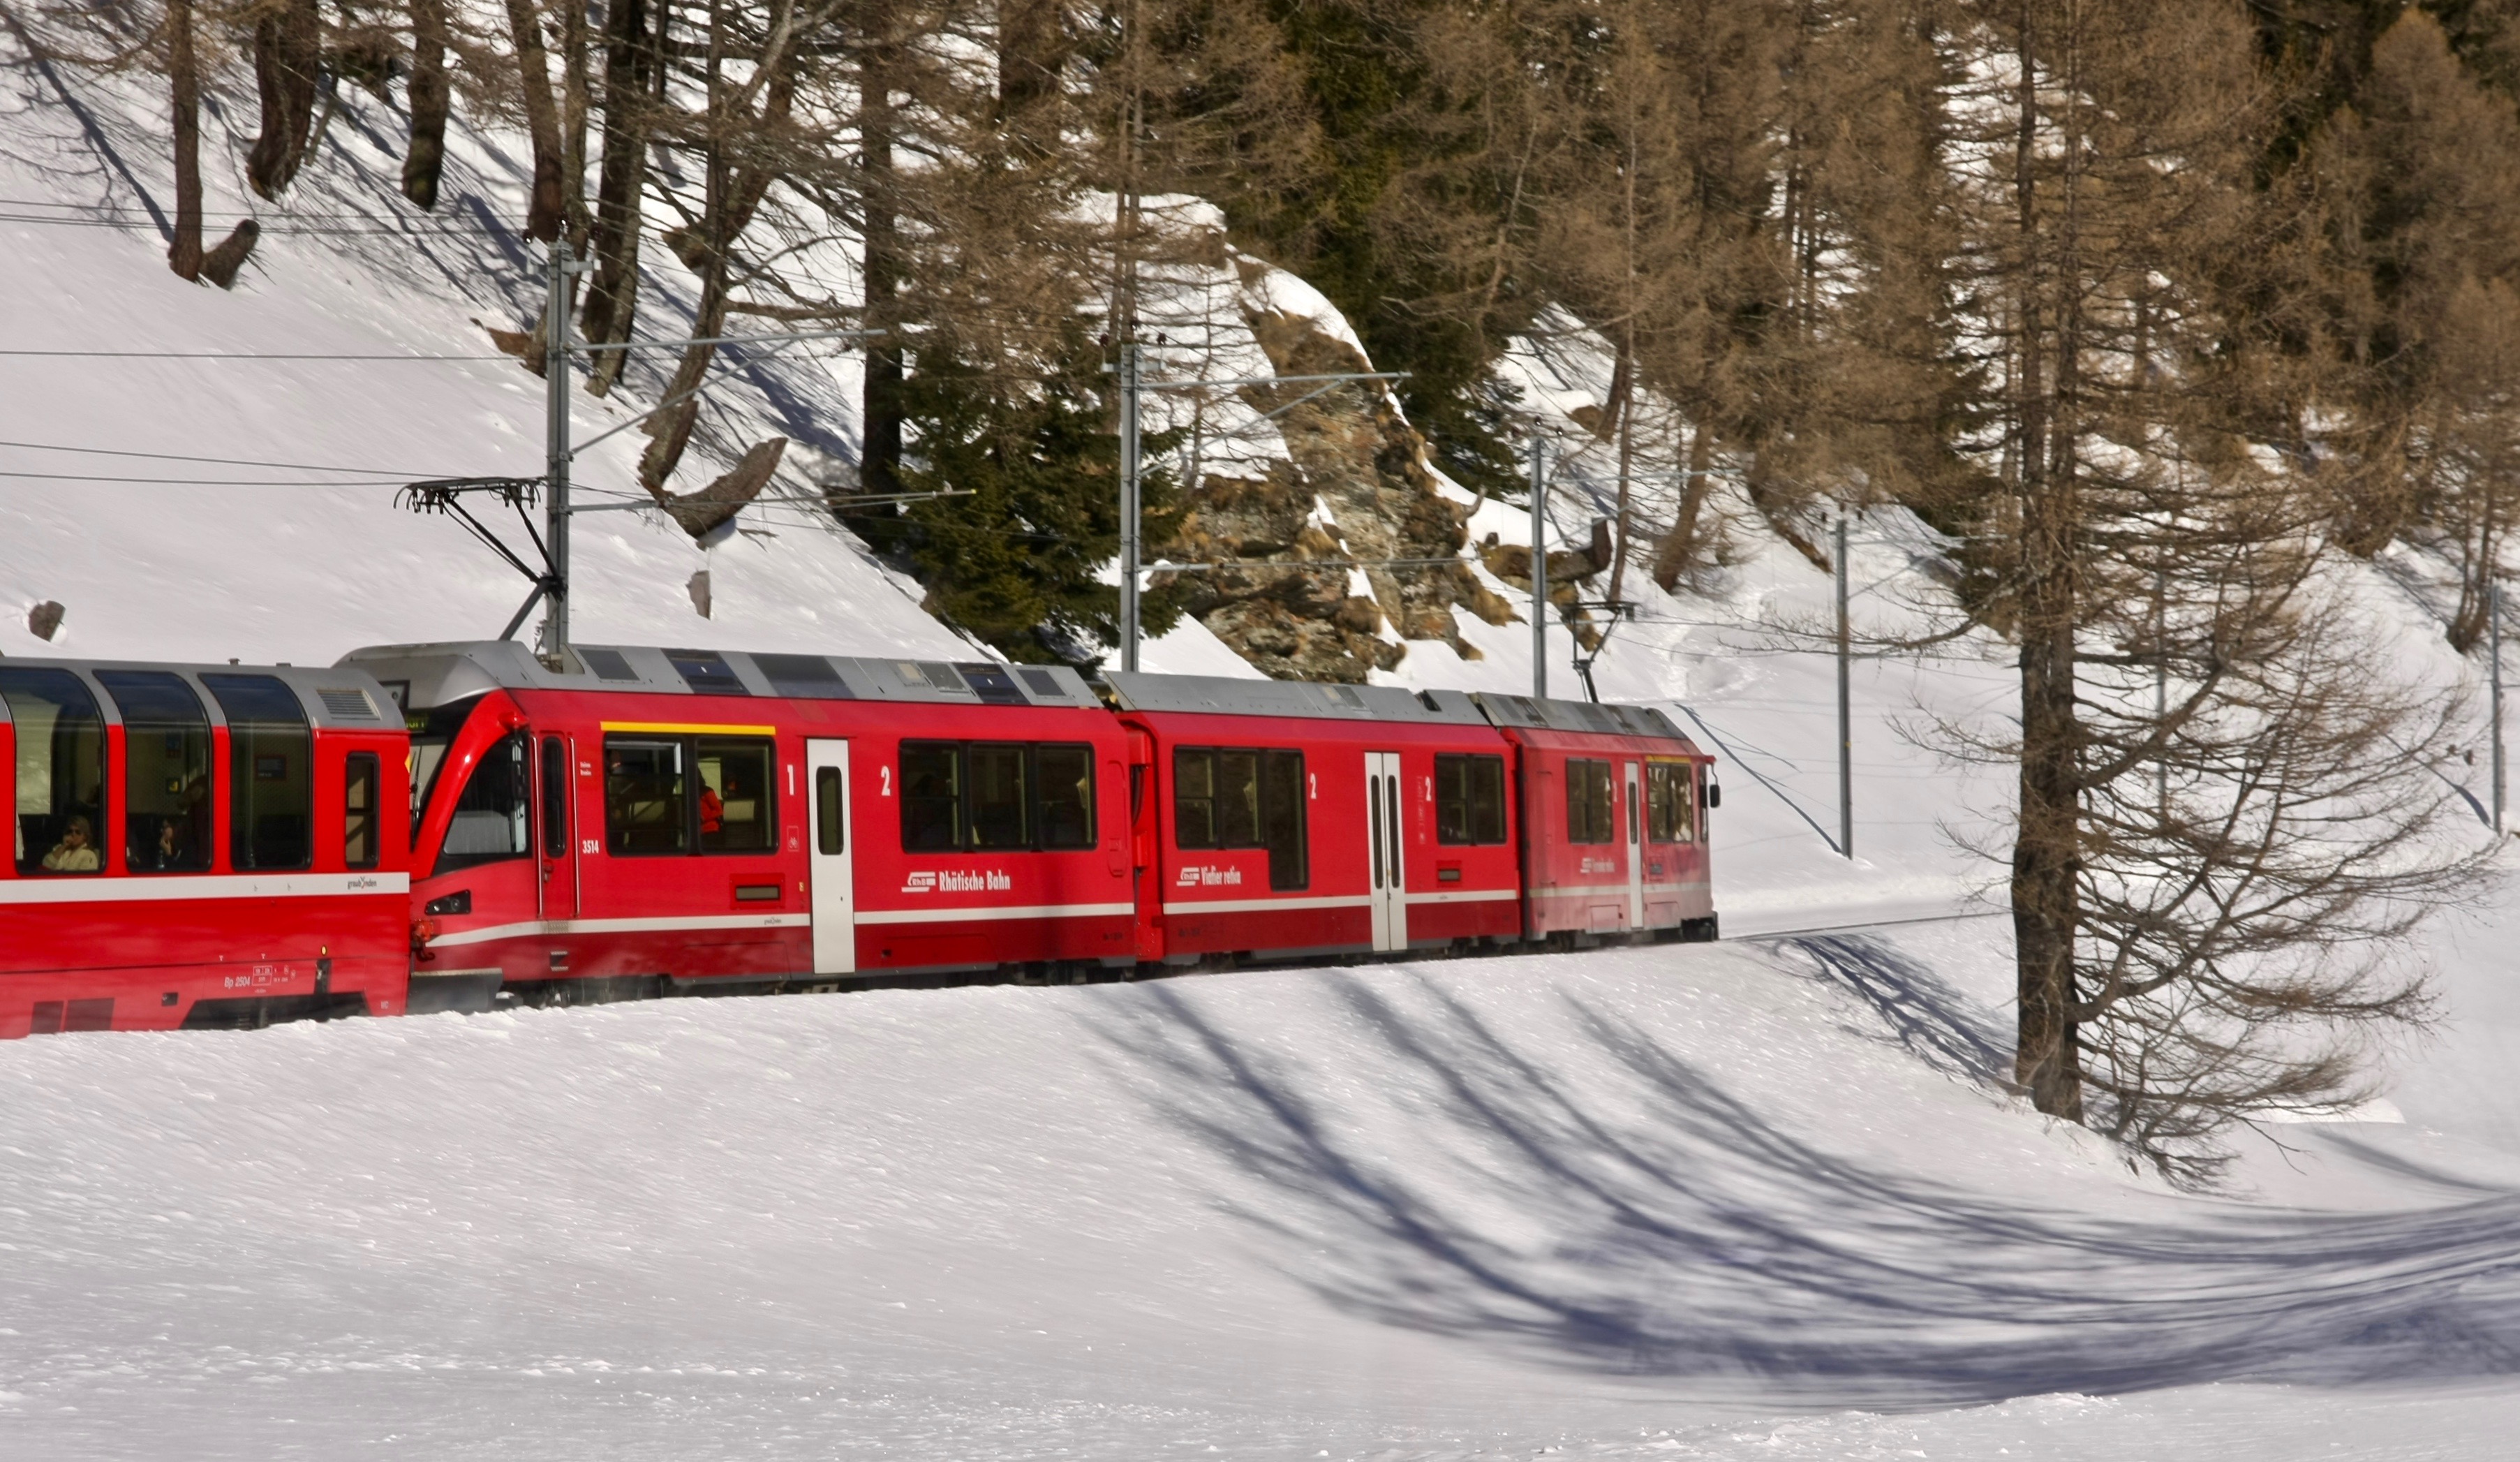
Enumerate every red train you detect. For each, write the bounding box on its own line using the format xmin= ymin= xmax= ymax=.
xmin=1 ymin=640 xmax=1717 ymax=1036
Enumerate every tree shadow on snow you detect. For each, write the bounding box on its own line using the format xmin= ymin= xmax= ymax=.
xmin=1774 ymin=934 xmax=2012 ymax=1085
xmin=1090 ymin=971 xmax=2520 ymax=1408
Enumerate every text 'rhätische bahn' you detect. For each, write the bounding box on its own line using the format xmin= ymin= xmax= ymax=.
xmin=0 ymin=642 xmax=1718 ymax=1036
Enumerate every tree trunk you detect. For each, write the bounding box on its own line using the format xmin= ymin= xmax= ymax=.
xmin=861 ymin=2 xmax=904 ymax=501
xmin=639 ymin=18 xmax=797 ymax=493
xmin=560 ymin=0 xmax=594 ymax=251
xmin=2010 ymin=5 xmax=2084 ymax=1121
xmin=167 ymin=0 xmax=203 ymax=280
xmin=503 ymin=0 xmax=568 ymax=242
xmin=583 ymin=0 xmax=653 ymax=394
xmin=246 ymin=0 xmax=321 ymax=200
xmin=1652 ymin=421 xmax=1716 ymax=591
xmin=404 ymin=0 xmax=452 ymax=208
xmin=998 ymin=0 xmax=1063 ymax=119
xmin=1606 ymin=339 xmax=1637 ymax=606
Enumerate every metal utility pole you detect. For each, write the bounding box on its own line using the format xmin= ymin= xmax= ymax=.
xmin=1835 ymin=510 xmax=1853 ymax=860
xmin=2494 ymin=580 xmax=2505 ymax=836
xmin=1530 ymin=431 xmax=1548 ymax=700
xmin=542 ymin=240 xmax=578 ymax=665
xmin=1118 ymin=339 xmax=1143 ymax=674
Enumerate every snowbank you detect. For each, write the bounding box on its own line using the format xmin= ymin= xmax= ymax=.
xmin=6 ymin=929 xmax=2519 ymax=1458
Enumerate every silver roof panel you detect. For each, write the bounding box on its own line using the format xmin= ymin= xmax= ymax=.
xmin=0 ymin=656 xmax=399 ymax=731
xmin=337 ymin=641 xmax=1098 ymax=711
xmin=1101 ymin=672 xmax=1490 ymax=727
xmin=1469 ymin=692 xmax=1693 ymax=744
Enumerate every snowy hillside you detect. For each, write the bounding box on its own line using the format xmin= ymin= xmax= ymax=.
xmin=0 ymin=43 xmax=975 ymax=665
xmin=9 ymin=29 xmax=2520 ymax=1462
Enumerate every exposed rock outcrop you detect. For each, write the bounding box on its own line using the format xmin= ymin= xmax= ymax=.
xmin=1152 ymin=263 xmax=1518 ymax=682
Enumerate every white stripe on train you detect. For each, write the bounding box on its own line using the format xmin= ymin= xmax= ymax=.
xmin=0 ymin=872 xmax=410 ymax=904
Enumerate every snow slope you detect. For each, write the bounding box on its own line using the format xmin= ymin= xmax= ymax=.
xmin=0 ymin=40 xmax=970 ymax=666
xmin=6 ymin=926 xmax=2520 ymax=1459
xmin=8 ymin=34 xmax=2520 ymax=1461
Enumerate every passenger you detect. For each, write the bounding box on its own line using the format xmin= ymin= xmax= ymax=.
xmin=147 ymin=816 xmax=191 ymax=870
xmin=699 ymin=782 xmax=724 ymax=836
xmin=41 ymin=815 xmax=99 ymax=873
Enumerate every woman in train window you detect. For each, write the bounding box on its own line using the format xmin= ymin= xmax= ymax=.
xmin=41 ymin=814 xmax=99 ymax=872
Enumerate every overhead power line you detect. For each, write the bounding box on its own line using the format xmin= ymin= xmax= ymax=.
xmin=0 ymin=348 xmax=509 ymax=360
xmin=0 ymin=438 xmax=450 ymax=475
xmin=0 ymin=469 xmax=450 ymax=487
xmin=0 ymin=213 xmax=504 ymax=235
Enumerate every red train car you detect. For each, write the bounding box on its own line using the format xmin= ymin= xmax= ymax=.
xmin=0 ymin=657 xmax=412 ymax=1037
xmin=1103 ymin=673 xmax=1527 ymax=964
xmin=1471 ymin=693 xmax=1717 ymax=943
xmin=5 ymin=633 xmax=1721 ymax=1036
xmin=340 ymin=640 xmax=1132 ymax=1007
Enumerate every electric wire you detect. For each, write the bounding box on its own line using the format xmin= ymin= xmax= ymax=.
xmin=0 ymin=348 xmax=510 ymax=360
xmin=0 ymin=469 xmax=473 ymax=486
xmin=0 ymin=438 xmax=455 ymax=476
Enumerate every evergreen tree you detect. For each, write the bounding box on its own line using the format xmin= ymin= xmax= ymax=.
xmin=850 ymin=332 xmax=1188 ymax=663
xmin=1229 ymin=0 xmax=1547 ymax=499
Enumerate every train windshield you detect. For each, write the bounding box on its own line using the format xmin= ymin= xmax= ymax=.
xmin=405 ymin=695 xmax=487 ymax=842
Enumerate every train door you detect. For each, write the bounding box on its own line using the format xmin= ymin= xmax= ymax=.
xmin=1622 ymin=759 xmax=1645 ymax=929
xmin=537 ymin=733 xmax=579 ymax=923
xmin=1365 ymin=751 xmax=1407 ymax=951
xmin=806 ymin=738 xmax=856 ymax=975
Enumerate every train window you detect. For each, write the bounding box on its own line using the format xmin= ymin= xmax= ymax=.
xmin=697 ymin=737 xmax=776 ymax=852
xmin=540 ymin=737 xmax=569 ymax=855
xmin=1566 ymin=758 xmax=1615 ymax=844
xmin=898 ymin=742 xmax=1096 ymax=852
xmin=968 ymin=744 xmax=1030 ymax=849
xmin=815 ymin=767 xmax=845 ymax=855
xmin=1173 ymin=750 xmax=1217 ymax=848
xmin=1 ymin=667 xmax=107 ymax=876
xmin=1435 ymin=753 xmax=1507 ymax=846
xmin=1217 ymin=751 xmax=1261 ymax=847
xmin=900 ymin=742 xmax=963 ymax=851
xmin=202 ymin=673 xmax=313 ymax=871
xmin=605 ymin=739 xmax=689 ymax=855
xmin=1646 ymin=761 xmax=1693 ymax=843
xmin=98 ymin=670 xmax=213 ymax=873
xmin=343 ymin=753 xmax=382 ymax=870
xmin=405 ymin=696 xmax=481 ymax=844
xmin=1037 ymin=744 xmax=1095 ymax=849
xmin=1172 ymin=746 xmax=1306 ymax=888
xmin=438 ymin=732 xmax=531 ymax=873
xmin=1261 ymin=749 xmax=1307 ymax=891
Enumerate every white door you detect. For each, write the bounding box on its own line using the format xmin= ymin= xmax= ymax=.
xmin=1365 ymin=751 xmax=1407 ymax=952
xmin=806 ymin=739 xmax=856 ymax=975
xmin=1622 ymin=760 xmax=1646 ymax=930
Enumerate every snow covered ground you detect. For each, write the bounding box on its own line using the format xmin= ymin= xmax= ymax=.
xmin=8 ymin=909 xmax=2520 ymax=1459
xmin=8 ymin=39 xmax=2520 ymax=1460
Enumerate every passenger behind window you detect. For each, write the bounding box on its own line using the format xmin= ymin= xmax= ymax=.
xmin=697 ymin=738 xmax=774 ymax=852
xmin=41 ymin=814 xmax=99 ymax=872
xmin=140 ymin=815 xmax=190 ymax=870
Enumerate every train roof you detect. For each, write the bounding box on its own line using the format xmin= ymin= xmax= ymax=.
xmin=0 ymin=655 xmax=399 ymax=731
xmin=336 ymin=640 xmax=1100 ymax=712
xmin=1099 ymin=671 xmax=1697 ymax=748
xmin=1099 ymin=672 xmax=1489 ymax=726
xmin=1468 ymin=692 xmax=1694 ymax=744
